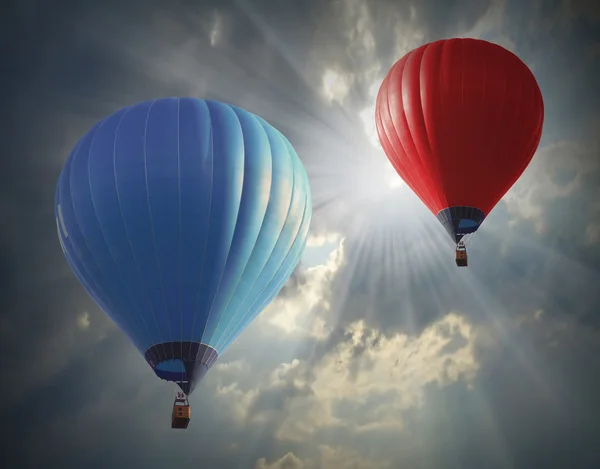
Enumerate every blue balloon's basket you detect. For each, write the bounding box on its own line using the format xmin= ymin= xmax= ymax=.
xmin=171 ymin=393 xmax=191 ymax=429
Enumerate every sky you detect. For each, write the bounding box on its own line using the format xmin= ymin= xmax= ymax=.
xmin=1 ymin=0 xmax=600 ymax=468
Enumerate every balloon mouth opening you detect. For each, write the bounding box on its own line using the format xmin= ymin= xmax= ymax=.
xmin=458 ymin=219 xmax=479 ymax=230
xmin=436 ymin=206 xmax=486 ymax=243
xmin=144 ymin=341 xmax=219 ymax=394
xmin=157 ymin=359 xmax=187 ymax=373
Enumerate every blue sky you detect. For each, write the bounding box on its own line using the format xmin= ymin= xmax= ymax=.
xmin=1 ymin=1 xmax=599 ymax=468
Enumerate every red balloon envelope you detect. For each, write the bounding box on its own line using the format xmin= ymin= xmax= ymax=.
xmin=375 ymin=38 xmax=544 ymax=250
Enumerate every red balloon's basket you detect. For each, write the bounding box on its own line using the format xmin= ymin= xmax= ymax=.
xmin=455 ymin=245 xmax=468 ymax=267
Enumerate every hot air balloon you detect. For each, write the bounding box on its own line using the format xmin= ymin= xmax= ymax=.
xmin=375 ymin=38 xmax=544 ymax=266
xmin=55 ymin=98 xmax=312 ymax=428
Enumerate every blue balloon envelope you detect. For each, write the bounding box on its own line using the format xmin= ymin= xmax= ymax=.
xmin=55 ymin=98 xmax=312 ymax=394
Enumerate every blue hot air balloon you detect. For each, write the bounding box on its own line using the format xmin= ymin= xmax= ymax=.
xmin=55 ymin=98 xmax=312 ymax=428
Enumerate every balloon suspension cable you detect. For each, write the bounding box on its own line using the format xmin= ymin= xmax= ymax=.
xmin=457 ymin=231 xmax=474 ymax=247
xmin=175 ymin=390 xmax=189 ymax=405
xmin=180 ymin=351 xmax=184 ymax=397
xmin=173 ymin=381 xmax=188 ymax=399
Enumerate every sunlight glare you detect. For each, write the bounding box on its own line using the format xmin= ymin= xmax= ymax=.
xmin=357 ymin=79 xmax=406 ymax=193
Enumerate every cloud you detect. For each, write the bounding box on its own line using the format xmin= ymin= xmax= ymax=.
xmin=262 ymin=238 xmax=345 ymax=338
xmin=312 ymin=312 xmax=478 ymax=405
xmin=306 ymin=232 xmax=341 ymax=248
xmin=288 ymin=313 xmax=477 ymax=436
xmin=554 ymin=0 xmax=600 ymax=28
xmin=255 ymin=445 xmax=391 ymax=469
xmin=460 ymin=0 xmax=515 ymax=51
xmin=256 ymin=452 xmax=304 ymax=469
xmin=220 ymin=304 xmax=600 ymax=469
xmin=321 ymin=68 xmax=353 ymax=105
xmin=77 ymin=311 xmax=91 ymax=330
xmin=503 ymin=140 xmax=600 ymax=236
xmin=2 ymin=1 xmax=600 ymax=469
xmin=225 ymin=311 xmax=479 ymax=447
xmin=585 ymin=220 xmax=600 ymax=244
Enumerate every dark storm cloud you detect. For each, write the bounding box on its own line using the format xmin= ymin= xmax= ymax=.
xmin=504 ymin=0 xmax=600 ymax=138
xmin=0 ymin=334 xmax=258 ymax=469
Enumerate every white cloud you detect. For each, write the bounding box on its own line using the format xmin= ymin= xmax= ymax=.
xmin=255 ymin=452 xmax=304 ymax=469
xmin=214 ymin=359 xmax=247 ymax=373
xmin=255 ymin=445 xmax=391 ymax=469
xmin=215 ymin=381 xmax=260 ymax=423
xmin=262 ymin=238 xmax=346 ymax=338
xmin=310 ymin=312 xmax=479 ymax=411
xmin=77 ymin=311 xmax=90 ymax=330
xmin=306 ymin=232 xmax=342 ymax=248
xmin=317 ymin=445 xmax=391 ymax=469
xmin=244 ymin=312 xmax=480 ymax=443
xmin=321 ymin=68 xmax=353 ymax=105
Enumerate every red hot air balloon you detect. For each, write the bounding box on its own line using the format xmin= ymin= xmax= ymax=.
xmin=375 ymin=38 xmax=544 ymax=266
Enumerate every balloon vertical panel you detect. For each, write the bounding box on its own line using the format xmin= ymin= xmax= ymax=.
xmin=205 ymin=117 xmax=309 ymax=350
